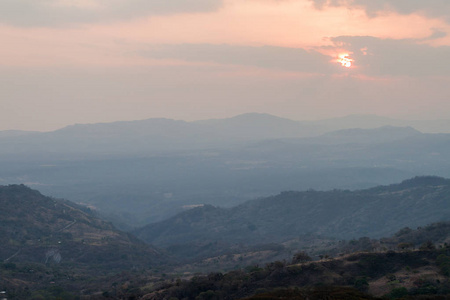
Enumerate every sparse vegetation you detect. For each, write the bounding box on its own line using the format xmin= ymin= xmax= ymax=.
xmin=1 ymin=183 xmax=449 ymax=299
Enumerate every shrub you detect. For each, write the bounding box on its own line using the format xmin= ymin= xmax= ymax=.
xmin=389 ymin=287 xmax=408 ymax=299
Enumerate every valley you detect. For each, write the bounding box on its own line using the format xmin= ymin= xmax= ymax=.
xmin=4 ymin=1 xmax=450 ymax=298
xmin=1 ymin=114 xmax=450 ymax=229
xmin=0 ymin=180 xmax=449 ymax=299
xmin=1 ymin=114 xmax=450 ymax=299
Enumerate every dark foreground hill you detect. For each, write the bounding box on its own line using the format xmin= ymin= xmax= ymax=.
xmin=146 ymin=247 xmax=450 ymax=300
xmin=135 ymin=176 xmax=450 ymax=249
xmin=0 ymin=184 xmax=166 ymax=298
xmin=162 ymin=222 xmax=450 ymax=275
xmin=142 ymin=224 xmax=450 ymax=299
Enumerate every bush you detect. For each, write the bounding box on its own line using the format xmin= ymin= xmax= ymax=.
xmin=436 ymin=254 xmax=450 ymax=276
xmin=1 ymin=262 xmax=16 ymax=270
xmin=196 ymin=290 xmax=222 ymax=300
xmin=292 ymin=252 xmax=312 ymax=264
xmin=353 ymin=277 xmax=369 ymax=292
xmin=389 ymin=287 xmax=408 ymax=299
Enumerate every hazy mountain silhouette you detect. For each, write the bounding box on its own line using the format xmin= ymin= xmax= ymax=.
xmin=1 ymin=113 xmax=450 ymax=159
xmin=316 ymin=126 xmax=422 ymax=144
xmin=0 ymin=130 xmax=38 ymax=138
xmin=1 ymin=114 xmax=450 ymax=228
xmin=194 ymin=112 xmax=324 ymax=139
xmin=310 ymin=114 xmax=450 ymax=133
xmin=0 ymin=113 xmax=321 ymax=158
xmin=1 ymin=115 xmax=436 ymax=167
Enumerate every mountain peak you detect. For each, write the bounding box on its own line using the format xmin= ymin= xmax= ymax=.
xmin=195 ymin=113 xmax=296 ymax=125
xmin=229 ymin=112 xmax=293 ymax=122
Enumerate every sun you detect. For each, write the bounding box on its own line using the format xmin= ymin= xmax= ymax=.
xmin=339 ymin=54 xmax=353 ymax=68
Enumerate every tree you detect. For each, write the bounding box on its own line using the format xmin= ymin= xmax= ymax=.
xmin=292 ymin=252 xmax=312 ymax=264
xmin=419 ymin=241 xmax=435 ymax=250
xmin=397 ymin=243 xmax=413 ymax=251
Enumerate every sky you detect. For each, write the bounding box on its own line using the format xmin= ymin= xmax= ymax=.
xmin=1 ymin=0 xmax=450 ymax=131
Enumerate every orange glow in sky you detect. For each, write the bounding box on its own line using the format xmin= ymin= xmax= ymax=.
xmin=1 ymin=0 xmax=450 ymax=131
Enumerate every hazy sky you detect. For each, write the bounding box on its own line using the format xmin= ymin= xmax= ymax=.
xmin=1 ymin=0 xmax=450 ymax=131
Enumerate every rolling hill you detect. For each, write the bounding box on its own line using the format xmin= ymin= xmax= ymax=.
xmin=135 ymin=176 xmax=450 ymax=248
xmin=0 ymin=184 xmax=165 ymax=268
xmin=0 ymin=184 xmax=174 ymax=298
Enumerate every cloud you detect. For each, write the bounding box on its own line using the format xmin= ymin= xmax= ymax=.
xmin=330 ymin=35 xmax=450 ymax=77
xmin=2 ymin=62 xmax=450 ymax=131
xmin=142 ymin=40 xmax=450 ymax=78
xmin=143 ymin=44 xmax=340 ymax=74
xmin=0 ymin=0 xmax=223 ymax=27
xmin=311 ymin=0 xmax=450 ymax=21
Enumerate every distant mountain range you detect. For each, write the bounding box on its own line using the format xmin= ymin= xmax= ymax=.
xmin=0 ymin=113 xmax=321 ymax=158
xmin=306 ymin=114 xmax=450 ymax=133
xmin=316 ymin=125 xmax=422 ymax=144
xmin=0 ymin=130 xmax=38 ymax=138
xmin=134 ymin=176 xmax=450 ymax=248
xmin=1 ymin=113 xmax=450 ymax=158
xmin=1 ymin=113 xmax=450 ymax=229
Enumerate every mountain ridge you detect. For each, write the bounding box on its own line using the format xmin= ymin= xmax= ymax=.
xmin=3 ymin=112 xmax=450 ymax=136
xmin=0 ymin=184 xmax=165 ymax=268
xmin=134 ymin=176 xmax=450 ymax=247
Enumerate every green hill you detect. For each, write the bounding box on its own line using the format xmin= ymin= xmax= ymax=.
xmin=0 ymin=184 xmax=166 ymax=298
xmin=135 ymin=176 xmax=450 ymax=250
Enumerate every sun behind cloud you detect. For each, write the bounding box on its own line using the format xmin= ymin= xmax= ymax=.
xmin=339 ymin=53 xmax=353 ymax=68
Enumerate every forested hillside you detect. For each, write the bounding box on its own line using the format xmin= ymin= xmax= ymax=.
xmin=0 ymin=184 xmax=166 ymax=298
xmin=147 ymin=247 xmax=450 ymax=300
xmin=1 ymin=183 xmax=449 ymax=299
xmin=135 ymin=177 xmax=450 ymax=248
